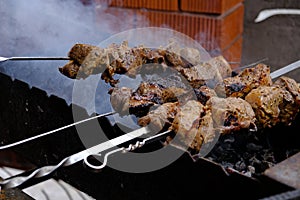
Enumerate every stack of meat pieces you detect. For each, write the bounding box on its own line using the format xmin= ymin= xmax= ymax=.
xmin=59 ymin=41 xmax=300 ymax=154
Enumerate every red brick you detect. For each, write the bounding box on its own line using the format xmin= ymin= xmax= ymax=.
xmin=180 ymin=0 xmax=244 ymax=14
xmin=145 ymin=0 xmax=178 ymax=11
xmin=93 ymin=2 xmax=244 ymax=63
xmin=94 ymin=0 xmax=179 ymax=11
xmin=136 ymin=3 xmax=244 ymax=51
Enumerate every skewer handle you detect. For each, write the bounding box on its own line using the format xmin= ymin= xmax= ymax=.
xmin=0 ymin=56 xmax=70 ymax=62
xmin=0 ymin=127 xmax=150 ymax=189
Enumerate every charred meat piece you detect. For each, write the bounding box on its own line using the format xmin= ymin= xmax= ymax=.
xmin=134 ymin=82 xmax=188 ymax=105
xmin=208 ymin=55 xmax=232 ymax=79
xmin=171 ymin=100 xmax=206 ymax=152
xmin=58 ymin=60 xmax=81 ymax=79
xmin=109 ymin=87 xmax=133 ymax=115
xmin=68 ymin=43 xmax=100 ymax=65
xmin=110 ymin=81 xmax=190 ymax=117
xmin=245 ymin=85 xmax=299 ymax=128
xmin=138 ymin=102 xmax=179 ymax=132
xmin=110 ymin=86 xmax=155 ymax=117
xmin=273 ymin=76 xmax=300 ymax=105
xmin=179 ymin=62 xmax=223 ymax=89
xmin=59 ymin=41 xmax=190 ymax=85
xmin=175 ymin=55 xmax=231 ymax=89
xmin=194 ymin=85 xmax=217 ymax=105
xmin=134 ymin=82 xmax=165 ymax=104
xmin=214 ymin=64 xmax=272 ymax=98
xmin=207 ymin=96 xmax=256 ymax=135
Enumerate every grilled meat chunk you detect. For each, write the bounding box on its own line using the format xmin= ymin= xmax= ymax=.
xmin=110 ymin=81 xmax=190 ymax=117
xmin=68 ymin=43 xmax=100 ymax=65
xmin=174 ymin=55 xmax=231 ymax=89
xmin=273 ymin=76 xmax=300 ymax=105
xmin=110 ymin=86 xmax=155 ymax=117
xmin=245 ymin=85 xmax=299 ymax=128
xmin=207 ymin=96 xmax=256 ymax=134
xmin=59 ymin=41 xmax=232 ymax=89
xmin=171 ymin=100 xmax=205 ymax=152
xmin=58 ymin=60 xmax=80 ymax=79
xmin=59 ymin=41 xmax=189 ymax=85
xmin=109 ymin=87 xmax=133 ymax=115
xmin=208 ymin=55 xmax=232 ymax=79
xmin=138 ymin=102 xmax=179 ymax=132
xmin=178 ymin=62 xmax=223 ymax=89
xmin=214 ymin=64 xmax=272 ymax=98
xmin=194 ymin=85 xmax=217 ymax=105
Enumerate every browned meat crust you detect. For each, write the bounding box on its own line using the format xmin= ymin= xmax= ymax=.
xmin=68 ymin=43 xmax=100 ymax=64
xmin=58 ymin=60 xmax=80 ymax=79
xmin=138 ymin=102 xmax=179 ymax=132
xmin=110 ymin=81 xmax=191 ymax=117
xmin=171 ymin=100 xmax=205 ymax=152
xmin=59 ymin=41 xmax=186 ymax=85
xmin=273 ymin=76 xmax=300 ymax=105
xmin=194 ymin=85 xmax=217 ymax=105
xmin=207 ymin=96 xmax=256 ymax=134
xmin=110 ymin=86 xmax=155 ymax=117
xmin=208 ymin=55 xmax=232 ymax=79
xmin=59 ymin=41 xmax=232 ymax=89
xmin=245 ymin=85 xmax=299 ymax=128
xmin=214 ymin=64 xmax=272 ymax=98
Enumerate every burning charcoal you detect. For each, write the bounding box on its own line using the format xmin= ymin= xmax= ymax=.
xmin=246 ymin=143 xmax=263 ymax=152
xmin=235 ymin=160 xmax=247 ymax=172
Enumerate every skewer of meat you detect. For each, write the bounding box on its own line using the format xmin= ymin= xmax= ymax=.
xmin=59 ymin=41 xmax=232 ymax=87
xmin=132 ymin=65 xmax=300 ymax=154
xmin=214 ymin=63 xmax=273 ymax=98
xmin=59 ymin=41 xmax=300 ymax=154
xmin=109 ymin=81 xmax=217 ymax=117
xmin=138 ymin=96 xmax=256 ymax=153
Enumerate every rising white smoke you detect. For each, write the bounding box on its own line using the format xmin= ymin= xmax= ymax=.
xmin=0 ymin=0 xmax=128 ymax=111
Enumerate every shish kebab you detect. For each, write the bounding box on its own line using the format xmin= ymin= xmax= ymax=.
xmin=59 ymin=41 xmax=300 ymax=154
xmin=0 ymin=41 xmax=299 ymax=152
xmin=0 ymin=43 xmax=300 ymax=189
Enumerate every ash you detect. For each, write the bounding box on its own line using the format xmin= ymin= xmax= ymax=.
xmin=205 ymin=124 xmax=300 ymax=177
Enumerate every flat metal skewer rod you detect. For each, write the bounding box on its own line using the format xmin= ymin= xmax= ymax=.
xmin=270 ymin=60 xmax=300 ymax=79
xmin=0 ymin=112 xmax=115 ymax=150
xmin=0 ymin=56 xmax=70 ymax=62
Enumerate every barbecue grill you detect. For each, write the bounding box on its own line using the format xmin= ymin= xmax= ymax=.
xmin=0 ymin=29 xmax=300 ymax=199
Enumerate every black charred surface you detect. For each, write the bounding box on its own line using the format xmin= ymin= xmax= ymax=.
xmin=228 ymin=82 xmax=246 ymax=93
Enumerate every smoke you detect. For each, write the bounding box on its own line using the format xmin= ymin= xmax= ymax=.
xmin=0 ymin=0 xmax=131 ymax=113
xmin=0 ymin=0 xmax=108 ymax=56
xmin=0 ymin=1 xmax=211 ymax=117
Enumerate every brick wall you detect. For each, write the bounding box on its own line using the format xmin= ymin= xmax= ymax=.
xmin=94 ymin=0 xmax=244 ymax=68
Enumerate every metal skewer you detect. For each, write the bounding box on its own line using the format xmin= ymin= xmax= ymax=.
xmin=0 ymin=112 xmax=115 ymax=150
xmin=270 ymin=60 xmax=300 ymax=79
xmin=0 ymin=56 xmax=70 ymax=62
xmin=84 ymin=130 xmax=172 ymax=170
